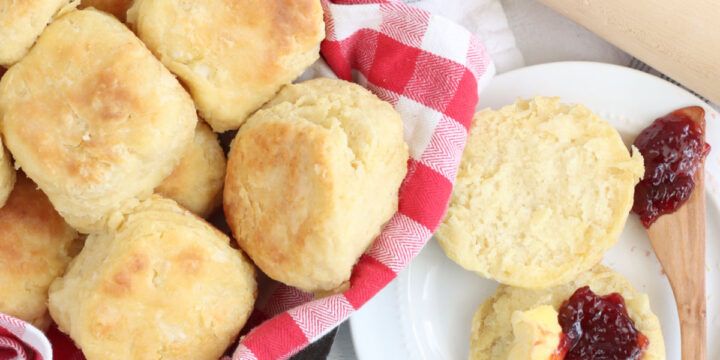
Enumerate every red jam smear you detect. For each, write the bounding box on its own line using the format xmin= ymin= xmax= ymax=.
xmin=632 ymin=106 xmax=711 ymax=227
xmin=551 ymin=333 xmax=570 ymax=360
xmin=557 ymin=286 xmax=648 ymax=360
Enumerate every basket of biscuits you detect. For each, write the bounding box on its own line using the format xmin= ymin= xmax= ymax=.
xmin=0 ymin=0 xmax=493 ymax=359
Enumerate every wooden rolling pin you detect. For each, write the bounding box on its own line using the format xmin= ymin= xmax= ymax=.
xmin=538 ymin=0 xmax=720 ymax=104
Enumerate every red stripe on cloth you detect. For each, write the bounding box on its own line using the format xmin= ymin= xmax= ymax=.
xmin=366 ymin=213 xmax=432 ymax=273
xmin=378 ymin=3 xmax=430 ymax=48
xmin=242 ymin=313 xmax=308 ymax=360
xmin=367 ymin=33 xmax=421 ymax=94
xmin=398 ymin=160 xmax=453 ymax=231
xmin=331 ymin=0 xmax=395 ymax=4
xmin=287 ymin=295 xmax=354 ymax=342
xmin=443 ymin=68 xmax=478 ymax=130
xmin=404 ymin=52 xmax=466 ymax=114
xmin=348 ymin=30 xmax=379 ymax=77
xmin=0 ymin=314 xmax=26 ymax=337
xmin=0 ymin=336 xmax=28 ymax=360
xmin=320 ymin=40 xmax=352 ymax=81
xmin=0 ymin=326 xmax=30 ymax=360
xmin=320 ymin=29 xmax=379 ymax=81
xmin=344 ymin=255 xmax=397 ymax=309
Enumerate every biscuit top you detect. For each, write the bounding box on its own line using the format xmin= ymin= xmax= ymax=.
xmin=0 ymin=174 xmax=78 ymax=327
xmin=0 ymin=136 xmax=15 ymax=208
xmin=438 ymin=97 xmax=644 ymax=288
xmin=48 ymin=196 xmax=256 ymax=360
xmin=127 ymin=0 xmax=324 ymax=131
xmin=0 ymin=9 xmax=197 ymax=232
xmin=0 ymin=0 xmax=77 ymax=65
xmin=155 ymin=122 xmax=226 ymax=217
xmin=225 ymin=78 xmax=408 ymax=292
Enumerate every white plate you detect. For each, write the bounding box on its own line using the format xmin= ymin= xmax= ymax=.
xmin=350 ymin=62 xmax=720 ymax=360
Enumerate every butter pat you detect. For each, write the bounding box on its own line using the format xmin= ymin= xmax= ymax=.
xmin=508 ymin=305 xmax=562 ymax=360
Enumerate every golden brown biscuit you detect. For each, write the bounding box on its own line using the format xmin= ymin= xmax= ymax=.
xmin=0 ymin=136 xmax=15 ymax=208
xmin=80 ymin=0 xmax=132 ymax=21
xmin=0 ymin=0 xmax=77 ymax=66
xmin=127 ymin=0 xmax=325 ymax=132
xmin=0 ymin=174 xmax=79 ymax=328
xmin=49 ymin=196 xmax=257 ymax=360
xmin=470 ymin=265 xmax=665 ymax=360
xmin=225 ymin=78 xmax=408 ymax=292
xmin=437 ymin=97 xmax=644 ymax=288
xmin=155 ymin=121 xmax=226 ymax=217
xmin=0 ymin=9 xmax=197 ymax=233
xmin=0 ymin=67 xmax=13 ymax=206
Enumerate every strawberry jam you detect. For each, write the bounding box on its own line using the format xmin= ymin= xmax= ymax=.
xmin=551 ymin=334 xmax=570 ymax=360
xmin=558 ymin=286 xmax=648 ymax=360
xmin=632 ymin=106 xmax=710 ymax=227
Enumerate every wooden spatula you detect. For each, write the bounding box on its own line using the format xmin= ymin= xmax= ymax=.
xmin=646 ymin=107 xmax=707 ymax=360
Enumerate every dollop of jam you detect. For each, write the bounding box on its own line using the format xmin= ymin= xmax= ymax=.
xmin=557 ymin=286 xmax=649 ymax=360
xmin=632 ymin=106 xmax=711 ymax=227
xmin=551 ymin=334 xmax=570 ymax=360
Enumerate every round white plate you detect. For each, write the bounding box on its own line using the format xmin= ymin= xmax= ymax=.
xmin=349 ymin=62 xmax=720 ymax=360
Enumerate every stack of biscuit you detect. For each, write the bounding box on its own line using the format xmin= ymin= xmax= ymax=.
xmin=0 ymin=1 xmax=409 ymax=359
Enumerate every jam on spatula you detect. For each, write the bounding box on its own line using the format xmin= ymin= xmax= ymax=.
xmin=557 ymin=286 xmax=649 ymax=360
xmin=632 ymin=106 xmax=711 ymax=227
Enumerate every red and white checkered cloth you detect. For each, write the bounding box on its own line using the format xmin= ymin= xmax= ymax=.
xmin=0 ymin=0 xmax=492 ymax=359
xmin=0 ymin=313 xmax=51 ymax=360
xmin=232 ymin=1 xmax=493 ymax=359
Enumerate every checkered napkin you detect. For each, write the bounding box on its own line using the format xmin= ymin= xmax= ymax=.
xmin=0 ymin=0 xmax=493 ymax=359
xmin=0 ymin=313 xmax=50 ymax=360
xmin=232 ymin=1 xmax=493 ymax=359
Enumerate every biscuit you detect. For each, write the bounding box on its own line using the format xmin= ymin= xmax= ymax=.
xmin=437 ymin=97 xmax=644 ymax=288
xmin=0 ymin=9 xmax=197 ymax=233
xmin=0 ymin=174 xmax=79 ymax=329
xmin=80 ymin=0 xmax=132 ymax=21
xmin=48 ymin=196 xmax=257 ymax=360
xmin=156 ymin=121 xmax=226 ymax=218
xmin=470 ymin=265 xmax=665 ymax=360
xmin=0 ymin=0 xmax=77 ymax=66
xmin=0 ymin=136 xmax=15 ymax=208
xmin=224 ymin=78 xmax=408 ymax=292
xmin=127 ymin=0 xmax=325 ymax=132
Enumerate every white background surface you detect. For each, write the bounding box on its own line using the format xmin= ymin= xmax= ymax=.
xmin=349 ymin=62 xmax=720 ymax=360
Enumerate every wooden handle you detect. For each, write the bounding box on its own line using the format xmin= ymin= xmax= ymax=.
xmin=647 ymin=169 xmax=706 ymax=360
xmin=537 ymin=0 xmax=720 ymax=104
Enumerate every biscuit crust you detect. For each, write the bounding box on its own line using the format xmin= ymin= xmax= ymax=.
xmin=0 ymin=137 xmax=15 ymax=208
xmin=0 ymin=0 xmax=77 ymax=65
xmin=0 ymin=174 xmax=79 ymax=328
xmin=224 ymin=79 xmax=408 ymax=292
xmin=49 ymin=196 xmax=257 ymax=360
xmin=470 ymin=266 xmax=665 ymax=360
xmin=0 ymin=9 xmax=197 ymax=233
xmin=156 ymin=122 xmax=226 ymax=217
xmin=437 ymin=97 xmax=644 ymax=288
xmin=127 ymin=0 xmax=325 ymax=132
